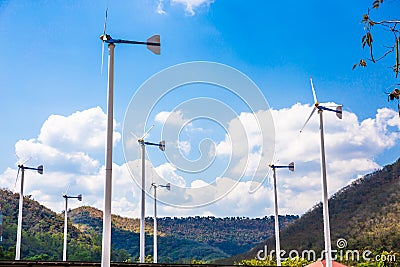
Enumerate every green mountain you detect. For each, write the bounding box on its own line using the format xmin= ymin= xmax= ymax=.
xmin=223 ymin=158 xmax=400 ymax=265
xmin=0 ymin=189 xmax=297 ymax=262
xmin=69 ymin=206 xmax=298 ymax=262
xmin=0 ymin=189 xmax=102 ymax=261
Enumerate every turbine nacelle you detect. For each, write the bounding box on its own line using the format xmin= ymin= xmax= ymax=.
xmin=269 ymin=162 xmax=295 ymax=171
xmin=300 ymin=78 xmax=343 ymax=132
xmin=100 ymin=34 xmax=111 ymax=42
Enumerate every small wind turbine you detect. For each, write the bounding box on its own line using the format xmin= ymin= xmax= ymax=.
xmin=62 ymin=193 xmax=82 ymax=261
xmin=134 ymin=126 xmax=165 ymax=263
xmin=300 ymin=78 xmax=342 ymax=267
xmin=15 ymin=163 xmax=43 ymax=260
xmin=151 ymin=182 xmax=170 ymax=263
xmin=0 ymin=204 xmax=3 ymax=242
xmin=269 ymin=162 xmax=294 ymax=266
xmin=99 ymin=8 xmax=161 ymax=267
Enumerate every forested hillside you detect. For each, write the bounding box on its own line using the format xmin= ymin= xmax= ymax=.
xmin=0 ymin=190 xmax=297 ymax=262
xmin=70 ymin=206 xmax=298 ymax=262
xmin=226 ymin=158 xmax=400 ymax=265
xmin=1 ymin=157 xmax=399 ymax=264
xmin=0 ymin=189 xmax=104 ymax=261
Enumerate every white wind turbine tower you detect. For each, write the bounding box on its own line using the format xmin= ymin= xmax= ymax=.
xmin=300 ymin=78 xmax=342 ymax=267
xmin=15 ymin=163 xmax=43 ymax=260
xmin=133 ymin=126 xmax=166 ymax=263
xmin=151 ymin=182 xmax=170 ymax=263
xmin=62 ymin=192 xmax=82 ymax=261
xmin=269 ymin=162 xmax=294 ymax=266
xmin=99 ymin=7 xmax=160 ymax=267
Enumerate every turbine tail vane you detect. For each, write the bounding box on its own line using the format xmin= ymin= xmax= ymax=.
xmin=146 ymin=35 xmax=161 ymax=55
xmin=288 ymin=162 xmax=295 ymax=171
xmin=336 ymin=105 xmax=343 ymax=119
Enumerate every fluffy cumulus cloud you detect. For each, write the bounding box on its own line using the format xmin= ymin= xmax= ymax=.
xmin=149 ymin=104 xmax=400 ymax=216
xmin=1 ymin=107 xmax=125 ymax=214
xmin=156 ymin=0 xmax=214 ymax=16
xmin=38 ymin=107 xmax=120 ymax=153
xmin=1 ymin=105 xmax=399 ymax=218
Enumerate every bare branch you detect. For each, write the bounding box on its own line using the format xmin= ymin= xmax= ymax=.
xmin=356 ymin=1 xmax=399 ymax=77
xmin=371 ymin=20 xmax=400 ymax=25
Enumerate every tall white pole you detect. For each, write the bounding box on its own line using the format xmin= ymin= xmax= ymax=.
xmin=153 ymin=185 xmax=157 ymax=263
xmin=272 ymin=168 xmax=281 ymax=266
xmin=140 ymin=143 xmax=146 ymax=263
xmin=101 ymin=43 xmax=115 ymax=267
xmin=318 ymin=110 xmax=332 ymax=267
xmin=63 ymin=197 xmax=68 ymax=261
xmin=15 ymin=168 xmax=24 ymax=260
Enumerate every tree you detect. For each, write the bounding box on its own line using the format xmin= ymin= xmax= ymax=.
xmin=354 ymin=0 xmax=400 ymax=78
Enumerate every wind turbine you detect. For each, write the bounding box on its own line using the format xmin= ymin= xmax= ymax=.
xmin=62 ymin=193 xmax=82 ymax=261
xmin=99 ymin=9 xmax=161 ymax=267
xmin=15 ymin=163 xmax=43 ymax=260
xmin=269 ymin=162 xmax=294 ymax=266
xmin=134 ymin=126 xmax=165 ymax=263
xmin=151 ymin=182 xmax=170 ymax=263
xmin=0 ymin=204 xmax=3 ymax=242
xmin=300 ymin=78 xmax=342 ymax=267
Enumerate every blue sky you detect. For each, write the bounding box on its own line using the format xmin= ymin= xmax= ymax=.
xmin=0 ymin=0 xmax=399 ymax=217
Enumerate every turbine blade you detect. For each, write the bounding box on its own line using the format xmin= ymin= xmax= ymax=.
xmin=310 ymin=77 xmax=318 ymax=104
xmin=14 ymin=167 xmax=20 ymax=189
xmin=103 ymin=8 xmax=108 ymax=36
xmin=130 ymin=132 xmax=141 ymax=143
xmin=21 ymin=157 xmax=31 ymax=166
xmin=398 ymin=103 xmax=400 ymax=117
xmin=64 ymin=184 xmax=71 ymax=196
xmin=101 ymin=41 xmax=105 ymax=75
xmin=300 ymin=106 xmax=317 ymax=132
xmin=140 ymin=125 xmax=154 ymax=140
xmin=100 ymin=8 xmax=108 ymax=75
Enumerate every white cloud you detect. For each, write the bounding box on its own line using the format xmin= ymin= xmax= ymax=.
xmin=38 ymin=106 xmax=120 ymax=153
xmin=155 ymin=110 xmax=188 ymax=126
xmin=156 ymin=0 xmax=214 ymax=16
xmin=178 ymin=140 xmax=191 ymax=155
xmin=172 ymin=0 xmax=214 ymax=15
xmin=155 ymin=162 xmax=186 ymax=187
xmin=1 ymin=105 xmax=399 ymax=218
xmin=156 ymin=0 xmax=166 ymax=14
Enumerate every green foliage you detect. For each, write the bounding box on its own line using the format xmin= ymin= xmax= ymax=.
xmin=192 ymin=259 xmax=207 ymax=264
xmin=235 ymin=255 xmax=310 ymax=266
xmin=0 ymin=189 xmax=116 ymax=262
xmin=236 ymin=256 xmax=276 ymax=266
xmin=281 ymin=256 xmax=311 ymax=267
xmin=69 ymin=206 xmax=298 ymax=262
xmin=0 ymin=189 xmax=298 ymax=263
xmin=155 ymin=215 xmax=298 ymax=256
